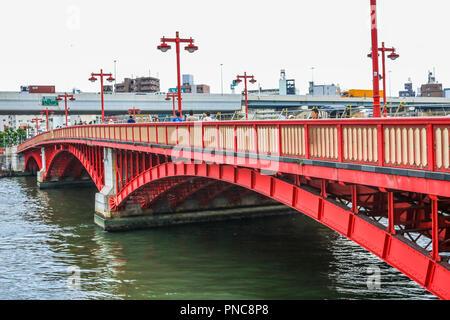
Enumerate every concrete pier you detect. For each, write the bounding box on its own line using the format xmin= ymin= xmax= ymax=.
xmin=37 ymin=177 xmax=95 ymax=189
xmin=0 ymin=146 xmax=26 ymax=177
xmin=94 ymin=204 xmax=294 ymax=232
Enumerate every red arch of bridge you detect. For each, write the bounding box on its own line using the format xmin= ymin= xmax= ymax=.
xmin=111 ymin=160 xmax=450 ymax=299
xmin=44 ymin=146 xmax=104 ymax=191
xmin=24 ymin=150 xmax=42 ymax=172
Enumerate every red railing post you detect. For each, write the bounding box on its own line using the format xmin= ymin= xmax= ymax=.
xmin=165 ymin=125 xmax=168 ymax=145
xmin=201 ymin=122 xmax=205 ymax=149
xmin=427 ymin=124 xmax=435 ymax=171
xmin=377 ymin=124 xmax=384 ymax=167
xmin=337 ymin=124 xmax=344 ymax=162
xmin=216 ymin=124 xmax=220 ymax=150
xmin=253 ymin=124 xmax=258 ymax=154
xmin=233 ymin=124 xmax=237 ymax=153
xmin=277 ymin=124 xmax=282 ymax=156
xmin=304 ymin=124 xmax=310 ymax=159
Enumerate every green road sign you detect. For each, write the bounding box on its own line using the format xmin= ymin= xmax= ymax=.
xmin=42 ymin=96 xmax=58 ymax=106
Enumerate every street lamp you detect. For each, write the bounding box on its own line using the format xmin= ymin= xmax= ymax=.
xmin=128 ymin=107 xmax=141 ymax=120
xmin=369 ymin=0 xmax=381 ymax=118
xmin=114 ymin=60 xmax=117 ymax=93
xmin=220 ymin=64 xmax=224 ymax=95
xmin=31 ymin=118 xmax=44 ymax=136
xmin=368 ymin=42 xmax=399 ymax=117
xmin=157 ymin=31 xmax=198 ymax=116
xmin=165 ymin=92 xmax=180 ymax=117
xmin=234 ymin=72 xmax=257 ymax=120
xmin=88 ymin=69 xmax=115 ymax=123
xmin=40 ymin=108 xmax=55 ymax=131
xmin=56 ymin=93 xmax=75 ymax=126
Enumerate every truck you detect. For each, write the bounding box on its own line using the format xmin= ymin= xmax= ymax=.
xmin=341 ymin=89 xmax=384 ymax=98
xmin=24 ymin=85 xmax=56 ymax=94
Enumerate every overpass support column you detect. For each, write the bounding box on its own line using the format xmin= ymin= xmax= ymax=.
xmin=95 ymin=148 xmax=117 ymax=219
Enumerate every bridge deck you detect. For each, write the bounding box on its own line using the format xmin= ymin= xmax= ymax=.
xmin=18 ymin=117 xmax=450 ymax=194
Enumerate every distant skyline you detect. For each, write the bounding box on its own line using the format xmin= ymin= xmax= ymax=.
xmin=1 ymin=0 xmax=449 ymax=96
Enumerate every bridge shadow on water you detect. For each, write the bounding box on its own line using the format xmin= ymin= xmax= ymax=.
xmin=1 ymin=176 xmax=435 ymax=300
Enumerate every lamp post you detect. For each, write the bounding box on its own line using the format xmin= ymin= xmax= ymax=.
xmin=31 ymin=118 xmax=44 ymax=136
xmin=370 ymin=0 xmax=381 ymax=118
xmin=40 ymin=108 xmax=54 ymax=131
xmin=56 ymin=93 xmax=75 ymax=126
xmin=234 ymin=72 xmax=257 ymax=120
xmin=157 ymin=31 xmax=198 ymax=116
xmin=368 ymin=42 xmax=399 ymax=117
xmin=220 ymin=64 xmax=224 ymax=95
xmin=114 ymin=60 xmax=117 ymax=92
xmin=165 ymin=92 xmax=180 ymax=117
xmin=89 ymin=69 xmax=115 ymax=123
xmin=128 ymin=107 xmax=141 ymax=120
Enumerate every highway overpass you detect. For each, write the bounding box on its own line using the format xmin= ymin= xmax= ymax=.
xmin=1 ymin=91 xmax=450 ymax=115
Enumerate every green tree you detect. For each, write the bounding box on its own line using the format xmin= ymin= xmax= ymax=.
xmin=0 ymin=127 xmax=28 ymax=148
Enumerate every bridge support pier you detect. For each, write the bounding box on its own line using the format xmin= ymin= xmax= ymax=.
xmin=95 ymin=148 xmax=117 ymax=219
xmin=37 ymin=147 xmax=46 ymax=186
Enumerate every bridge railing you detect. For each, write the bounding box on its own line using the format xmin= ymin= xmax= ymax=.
xmin=18 ymin=118 xmax=450 ymax=172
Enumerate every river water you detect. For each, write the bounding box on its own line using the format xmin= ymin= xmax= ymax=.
xmin=0 ymin=177 xmax=435 ymax=300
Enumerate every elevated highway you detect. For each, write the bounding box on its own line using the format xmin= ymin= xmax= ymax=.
xmin=0 ymin=92 xmax=241 ymax=115
xmin=1 ymin=91 xmax=450 ymax=116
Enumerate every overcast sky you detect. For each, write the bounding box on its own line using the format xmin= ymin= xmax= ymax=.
xmin=0 ymin=0 xmax=448 ymax=95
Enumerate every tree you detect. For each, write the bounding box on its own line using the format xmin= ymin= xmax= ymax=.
xmin=0 ymin=127 xmax=28 ymax=148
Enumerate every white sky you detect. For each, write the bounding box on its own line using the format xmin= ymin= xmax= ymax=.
xmin=0 ymin=0 xmax=448 ymax=95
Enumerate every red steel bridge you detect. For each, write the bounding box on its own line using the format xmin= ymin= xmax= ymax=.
xmin=17 ymin=118 xmax=450 ymax=299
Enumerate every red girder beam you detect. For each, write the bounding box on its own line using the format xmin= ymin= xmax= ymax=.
xmin=26 ymin=138 xmax=450 ymax=198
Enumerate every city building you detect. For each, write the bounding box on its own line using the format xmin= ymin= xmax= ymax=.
xmin=183 ymin=74 xmax=194 ymax=86
xmin=420 ymin=71 xmax=443 ymax=97
xmin=399 ymin=78 xmax=416 ymax=97
xmin=175 ymin=74 xmax=210 ymax=94
xmin=279 ymin=70 xmax=296 ymax=95
xmin=247 ymin=70 xmax=297 ymax=95
xmin=115 ymin=76 xmax=160 ymax=93
xmin=444 ymin=88 xmax=450 ymax=99
xmin=309 ymin=81 xmax=340 ymax=96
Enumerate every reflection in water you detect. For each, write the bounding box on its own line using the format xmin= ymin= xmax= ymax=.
xmin=0 ymin=177 xmax=434 ymax=299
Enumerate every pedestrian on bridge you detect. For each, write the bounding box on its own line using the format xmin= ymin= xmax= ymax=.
xmin=127 ymin=115 xmax=136 ymax=124
xmin=172 ymin=111 xmax=183 ymax=122
xmin=203 ymin=112 xmax=214 ymax=121
xmin=186 ymin=111 xmax=198 ymax=122
xmin=311 ymin=107 xmax=319 ymax=119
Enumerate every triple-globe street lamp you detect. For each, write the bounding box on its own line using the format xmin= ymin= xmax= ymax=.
xmin=234 ymin=72 xmax=257 ymax=120
xmin=157 ymin=31 xmax=198 ymax=116
xmin=368 ymin=42 xmax=399 ymax=117
xmin=40 ymin=108 xmax=54 ymax=131
xmin=89 ymin=69 xmax=115 ymax=123
xmin=128 ymin=107 xmax=141 ymax=120
xmin=165 ymin=92 xmax=180 ymax=117
xmin=56 ymin=93 xmax=75 ymax=126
